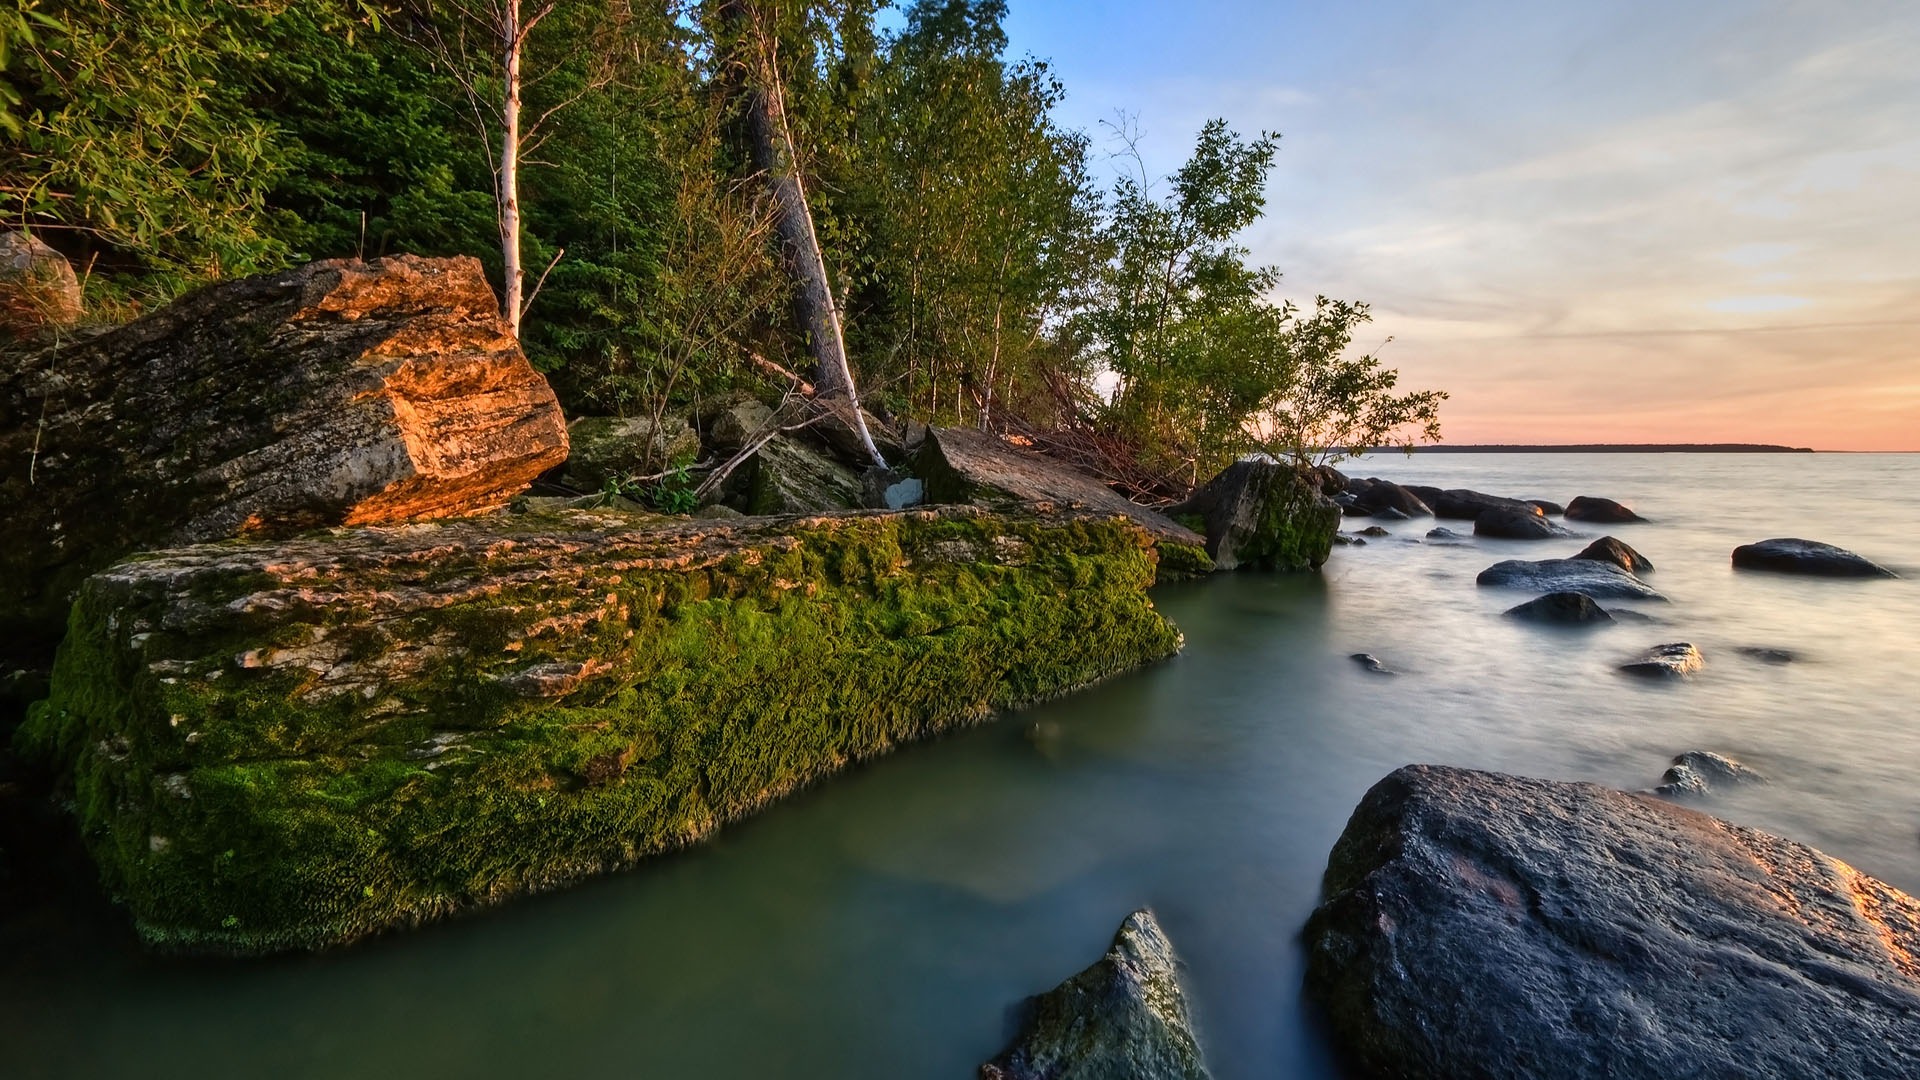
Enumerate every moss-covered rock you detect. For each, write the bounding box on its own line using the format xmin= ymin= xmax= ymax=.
xmin=744 ymin=434 xmax=865 ymax=514
xmin=1172 ymin=460 xmax=1340 ymax=571
xmin=561 ymin=415 xmax=702 ymax=490
xmin=15 ymin=506 xmax=1181 ymax=954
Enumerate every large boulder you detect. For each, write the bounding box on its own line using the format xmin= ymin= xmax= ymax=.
xmin=1305 ymin=765 xmax=1920 ymax=1080
xmin=1572 ymin=535 xmax=1653 ymax=574
xmin=918 ymin=428 xmax=1206 ymax=565
xmin=1731 ymin=538 xmax=1897 ymax=578
xmin=1477 ymin=557 xmax=1666 ymax=600
xmin=0 ymin=255 xmax=568 ymax=669
xmin=1171 ymin=460 xmax=1341 ymax=571
xmin=742 ymin=433 xmax=864 ymax=514
xmin=12 ymin=506 xmax=1181 ymax=954
xmin=1564 ymin=495 xmax=1645 ymax=523
xmin=1352 ymin=478 xmax=1432 ymax=517
xmin=1405 ymin=486 xmax=1540 ymax=521
xmin=1473 ymin=508 xmax=1574 ymax=540
xmin=0 ymin=230 xmax=82 ymax=337
xmin=561 ymin=415 xmax=702 ymax=490
xmin=981 ymin=910 xmax=1211 ymax=1080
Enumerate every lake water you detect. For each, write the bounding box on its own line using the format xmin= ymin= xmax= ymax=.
xmin=4 ymin=452 xmax=1917 ymax=1078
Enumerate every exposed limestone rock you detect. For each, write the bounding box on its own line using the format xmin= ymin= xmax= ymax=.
xmin=561 ymin=415 xmax=702 ymax=490
xmin=0 ymin=231 xmax=82 ymax=337
xmin=1306 ymin=765 xmax=1920 ymax=1080
xmin=981 ymin=910 xmax=1211 ymax=1080
xmin=0 ymin=255 xmax=568 ymax=667
xmin=1170 ymin=460 xmax=1339 ymax=571
xmin=14 ymin=506 xmax=1180 ymax=954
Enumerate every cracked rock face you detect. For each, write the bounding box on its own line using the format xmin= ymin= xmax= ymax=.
xmin=1306 ymin=765 xmax=1920 ymax=1080
xmin=0 ymin=255 xmax=568 ymax=665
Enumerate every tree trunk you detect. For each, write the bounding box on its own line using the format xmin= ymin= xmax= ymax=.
xmin=499 ymin=0 xmax=525 ymax=337
xmin=726 ymin=2 xmax=885 ymax=468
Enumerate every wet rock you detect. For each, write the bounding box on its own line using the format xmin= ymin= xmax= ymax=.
xmin=1526 ymin=499 xmax=1564 ymax=516
xmin=1503 ymin=591 xmax=1613 ymax=624
xmin=561 ymin=415 xmax=702 ymax=490
xmin=1333 ymin=533 xmax=1367 ymax=547
xmin=1357 ymin=525 xmax=1391 ymax=538
xmin=743 ymin=434 xmax=864 ymax=514
xmin=1405 ymin=486 xmax=1541 ymax=521
xmin=1572 ymin=535 xmax=1653 ymax=574
xmin=920 ymin=427 xmax=1203 ymax=553
xmin=1620 ymin=642 xmax=1703 ymax=678
xmin=980 ymin=910 xmax=1211 ymax=1080
xmin=1372 ymin=506 xmax=1410 ymax=521
xmin=1350 ymin=653 xmax=1396 ymax=675
xmin=1305 ymin=765 xmax=1920 ymax=1080
xmin=1353 ymin=479 xmax=1432 ymax=518
xmin=1306 ymin=464 xmax=1349 ymax=497
xmin=1653 ymin=751 xmax=1766 ymax=797
xmin=1425 ymin=527 xmax=1467 ymax=542
xmin=1477 ymin=557 xmax=1666 ymax=600
xmin=1166 ymin=459 xmax=1337 ymax=572
xmin=0 ymin=231 xmax=82 ymax=337
xmin=1731 ymin=538 xmax=1897 ymax=578
xmin=0 ymin=255 xmax=568 ymax=670
xmin=1564 ymin=495 xmax=1646 ymax=523
xmin=1604 ymin=607 xmax=1658 ymax=622
xmin=1474 ymin=508 xmax=1574 ymax=540
xmin=13 ymin=505 xmax=1182 ymax=953
xmin=1734 ymin=645 xmax=1798 ymax=664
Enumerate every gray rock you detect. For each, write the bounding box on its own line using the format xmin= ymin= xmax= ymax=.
xmin=1573 ymin=535 xmax=1653 ymax=574
xmin=1732 ymin=538 xmax=1897 ymax=578
xmin=1333 ymin=533 xmax=1367 ymax=547
xmin=1405 ymin=486 xmax=1540 ymax=521
xmin=1653 ymin=751 xmax=1766 ymax=797
xmin=701 ymin=396 xmax=778 ymax=452
xmin=882 ymin=476 xmax=925 ymax=510
xmin=1620 ymin=642 xmax=1703 ymax=678
xmin=1357 ymin=525 xmax=1391 ymax=538
xmin=1734 ymin=645 xmax=1798 ymax=664
xmin=742 ymin=434 xmax=865 ymax=515
xmin=1305 ymin=765 xmax=1920 ymax=1080
xmin=981 ymin=910 xmax=1211 ymax=1080
xmin=1164 ymin=459 xmax=1338 ymax=572
xmin=1604 ymin=607 xmax=1659 ymax=622
xmin=0 ymin=230 xmax=82 ymax=337
xmin=1526 ymin=499 xmax=1565 ymax=516
xmin=562 ymin=414 xmax=702 ymax=490
xmin=1565 ymin=495 xmax=1646 ymax=523
xmin=1372 ymin=505 xmax=1411 ymax=521
xmin=1350 ymin=653 xmax=1396 ymax=675
xmin=1477 ymin=558 xmax=1666 ymax=600
xmin=1425 ymin=527 xmax=1467 ymax=541
xmin=1504 ymin=591 xmax=1613 ymax=624
xmin=1353 ymin=479 xmax=1432 ymax=518
xmin=1474 ymin=508 xmax=1574 ymax=540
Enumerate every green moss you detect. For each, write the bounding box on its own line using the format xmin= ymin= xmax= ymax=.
xmin=1153 ymin=542 xmax=1214 ymax=582
xmin=17 ymin=511 xmax=1181 ymax=954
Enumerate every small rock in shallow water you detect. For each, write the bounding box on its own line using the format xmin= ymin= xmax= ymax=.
xmin=1358 ymin=525 xmax=1391 ymax=537
xmin=1572 ymin=535 xmax=1653 ymax=574
xmin=1477 ymin=557 xmax=1666 ymax=600
xmin=1332 ymin=533 xmax=1366 ymax=546
xmin=1731 ymin=538 xmax=1897 ymax=578
xmin=1350 ymin=653 xmax=1396 ymax=675
xmin=981 ymin=909 xmax=1211 ymax=1080
xmin=1620 ymin=642 xmax=1703 ymax=678
xmin=1733 ymin=645 xmax=1799 ymax=664
xmin=1425 ymin=527 xmax=1466 ymax=541
xmin=1504 ymin=591 xmax=1613 ymax=624
xmin=1653 ymin=751 xmax=1766 ymax=797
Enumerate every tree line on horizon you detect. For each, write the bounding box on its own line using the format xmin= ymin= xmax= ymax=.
xmin=1 ymin=0 xmax=1443 ymax=496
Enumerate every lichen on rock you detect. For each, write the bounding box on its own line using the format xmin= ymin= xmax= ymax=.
xmin=1170 ymin=459 xmax=1340 ymax=571
xmin=15 ymin=506 xmax=1181 ymax=954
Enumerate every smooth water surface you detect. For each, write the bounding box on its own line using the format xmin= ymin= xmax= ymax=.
xmin=4 ymin=453 xmax=1917 ymax=1078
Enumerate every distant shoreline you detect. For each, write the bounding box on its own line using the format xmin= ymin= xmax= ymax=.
xmin=1400 ymin=443 xmax=1816 ymax=454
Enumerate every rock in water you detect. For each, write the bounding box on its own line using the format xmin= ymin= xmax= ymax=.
xmin=1477 ymin=557 xmax=1666 ymax=600
xmin=1352 ymin=478 xmax=1432 ymax=517
xmin=1653 ymin=751 xmax=1765 ymax=796
xmin=13 ymin=506 xmax=1181 ymax=954
xmin=0 ymin=255 xmax=568 ymax=667
xmin=1169 ymin=460 xmax=1341 ymax=572
xmin=1404 ymin=486 xmax=1541 ymax=521
xmin=1620 ymin=641 xmax=1703 ymax=677
xmin=1564 ymin=495 xmax=1645 ymax=523
xmin=1305 ymin=765 xmax=1920 ymax=1080
xmin=1525 ymin=499 xmax=1564 ymax=516
xmin=1473 ymin=508 xmax=1573 ymax=540
xmin=1425 ymin=527 xmax=1466 ymax=542
xmin=981 ymin=910 xmax=1211 ymax=1080
xmin=1572 ymin=535 xmax=1653 ymax=574
xmin=0 ymin=231 xmax=82 ymax=337
xmin=1503 ymin=591 xmax=1613 ymax=624
xmin=1731 ymin=538 xmax=1897 ymax=578
xmin=1350 ymin=653 xmax=1396 ymax=675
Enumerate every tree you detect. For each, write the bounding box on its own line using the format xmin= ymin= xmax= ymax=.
xmin=1257 ymin=297 xmax=1446 ymax=466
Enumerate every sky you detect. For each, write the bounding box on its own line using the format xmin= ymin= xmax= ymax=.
xmin=999 ymin=0 xmax=1920 ymax=450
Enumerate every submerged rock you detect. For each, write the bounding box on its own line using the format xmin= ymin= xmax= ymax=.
xmin=0 ymin=255 xmax=568 ymax=668
xmin=1305 ymin=765 xmax=1920 ymax=1080
xmin=1733 ymin=645 xmax=1799 ymax=664
xmin=1476 ymin=557 xmax=1666 ymax=600
xmin=1564 ymin=495 xmax=1646 ymax=523
xmin=1167 ymin=460 xmax=1338 ymax=572
xmin=1503 ymin=591 xmax=1613 ymax=624
xmin=1572 ymin=535 xmax=1653 ymax=574
xmin=13 ymin=506 xmax=1182 ymax=954
xmin=0 ymin=230 xmax=82 ymax=337
xmin=1653 ymin=751 xmax=1766 ymax=797
xmin=980 ymin=910 xmax=1211 ymax=1080
xmin=1732 ymin=538 xmax=1897 ymax=578
xmin=1350 ymin=653 xmax=1396 ymax=675
xmin=1473 ymin=508 xmax=1574 ymax=540
xmin=1620 ymin=642 xmax=1703 ymax=678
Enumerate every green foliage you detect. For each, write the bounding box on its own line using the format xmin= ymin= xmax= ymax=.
xmin=1257 ymin=297 xmax=1447 ymax=466
xmin=17 ymin=511 xmax=1180 ymax=953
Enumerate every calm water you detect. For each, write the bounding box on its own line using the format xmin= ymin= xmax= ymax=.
xmin=4 ymin=453 xmax=1918 ymax=1079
